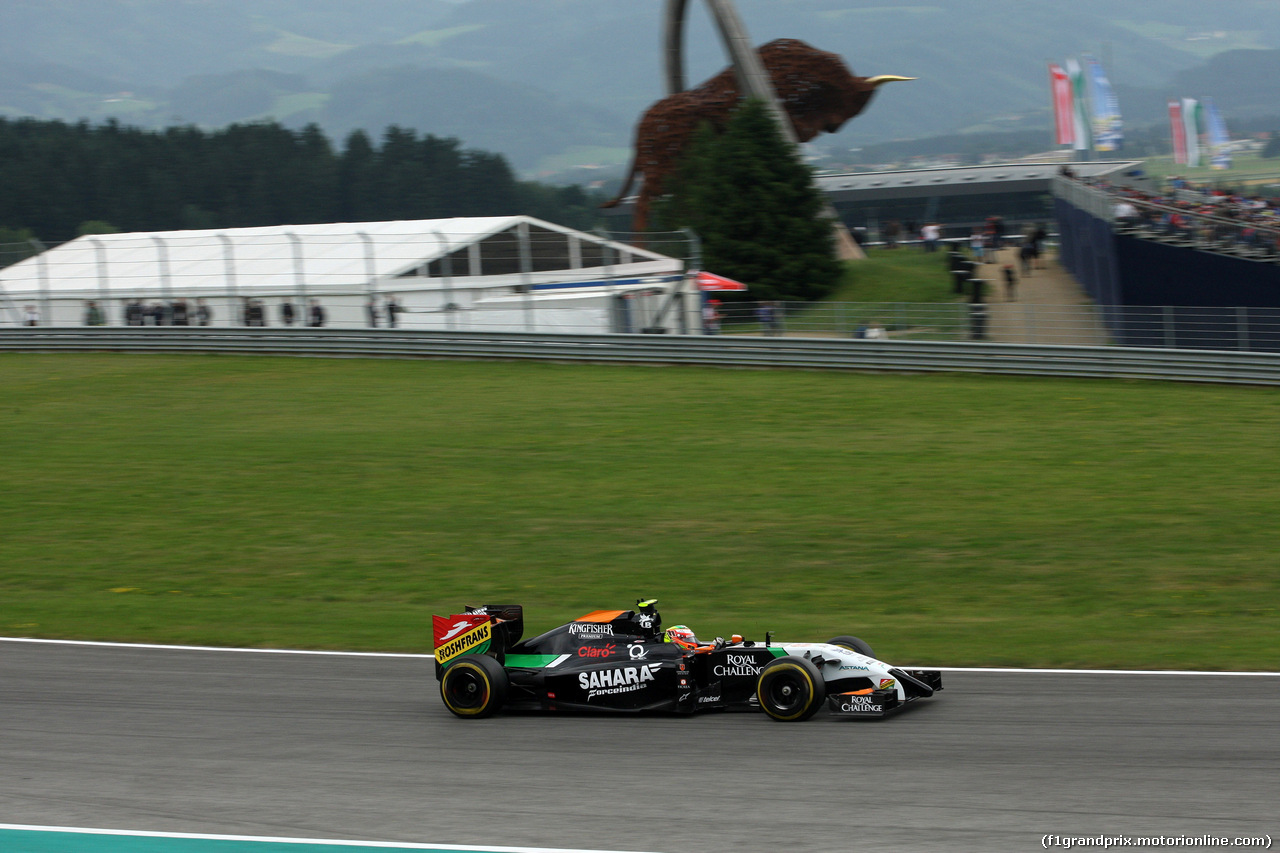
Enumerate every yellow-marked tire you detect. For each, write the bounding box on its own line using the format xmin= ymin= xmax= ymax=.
xmin=826 ymin=635 xmax=875 ymax=659
xmin=756 ymin=656 xmax=825 ymax=722
xmin=440 ymin=654 xmax=508 ymax=718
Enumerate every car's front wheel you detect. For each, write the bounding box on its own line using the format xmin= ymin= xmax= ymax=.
xmin=440 ymin=654 xmax=508 ymax=718
xmin=756 ymin=656 xmax=825 ymax=722
xmin=826 ymin=634 xmax=875 ymax=658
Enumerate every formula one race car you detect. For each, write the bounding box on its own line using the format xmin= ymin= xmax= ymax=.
xmin=432 ymin=600 xmax=941 ymax=722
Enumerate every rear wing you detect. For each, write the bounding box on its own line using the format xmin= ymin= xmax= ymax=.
xmin=432 ymin=604 xmax=523 ymax=673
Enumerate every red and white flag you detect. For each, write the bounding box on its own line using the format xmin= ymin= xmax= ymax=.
xmin=693 ymin=271 xmax=748 ymax=291
xmin=1049 ymin=63 xmax=1074 ymax=146
xmin=1169 ymin=100 xmax=1187 ymax=165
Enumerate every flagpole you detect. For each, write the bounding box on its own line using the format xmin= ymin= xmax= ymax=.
xmin=1047 ymin=61 xmax=1056 ymax=153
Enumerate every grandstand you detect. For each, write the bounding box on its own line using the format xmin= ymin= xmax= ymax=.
xmin=814 ymin=160 xmax=1142 ymax=241
xmin=1054 ymin=174 xmax=1280 ymax=350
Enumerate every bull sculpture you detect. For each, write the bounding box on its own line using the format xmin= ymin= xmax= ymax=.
xmin=604 ymin=38 xmax=911 ymax=233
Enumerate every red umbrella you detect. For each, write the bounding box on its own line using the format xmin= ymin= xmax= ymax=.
xmin=693 ymin=271 xmax=748 ymax=291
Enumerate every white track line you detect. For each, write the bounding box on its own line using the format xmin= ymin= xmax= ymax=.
xmin=922 ymin=665 xmax=1280 ymax=677
xmin=0 ymin=636 xmax=429 ymax=657
xmin=2 ymin=637 xmax=1278 ymax=676
xmin=0 ymin=824 xmax=653 ymax=853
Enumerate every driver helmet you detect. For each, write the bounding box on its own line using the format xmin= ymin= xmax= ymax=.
xmin=665 ymin=625 xmax=699 ymax=649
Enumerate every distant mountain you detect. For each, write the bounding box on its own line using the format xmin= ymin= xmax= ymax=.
xmin=0 ymin=0 xmax=459 ymax=83
xmin=2 ymin=0 xmax=1280 ymax=174
xmin=167 ymin=70 xmax=310 ymax=127
xmin=1171 ymin=49 xmax=1280 ymax=116
xmin=303 ymin=66 xmax=626 ymax=165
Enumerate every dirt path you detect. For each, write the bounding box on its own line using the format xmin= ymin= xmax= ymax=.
xmin=976 ymin=246 xmax=1110 ymax=346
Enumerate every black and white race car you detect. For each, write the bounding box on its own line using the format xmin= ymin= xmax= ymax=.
xmin=432 ymin=600 xmax=940 ymax=722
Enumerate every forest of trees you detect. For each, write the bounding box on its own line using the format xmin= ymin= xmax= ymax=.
xmin=0 ymin=118 xmax=604 ymax=246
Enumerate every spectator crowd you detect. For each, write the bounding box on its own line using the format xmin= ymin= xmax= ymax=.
xmin=1065 ymin=167 xmax=1280 ymax=258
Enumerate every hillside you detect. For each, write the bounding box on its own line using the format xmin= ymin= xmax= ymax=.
xmin=2 ymin=0 xmax=1280 ymax=173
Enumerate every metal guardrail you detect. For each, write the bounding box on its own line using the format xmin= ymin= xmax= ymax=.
xmin=3 ymin=327 xmax=1280 ymax=386
xmin=15 ymin=300 xmax=1280 ymax=350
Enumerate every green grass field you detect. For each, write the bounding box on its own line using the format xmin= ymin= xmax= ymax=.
xmin=1139 ymin=152 xmax=1280 ymax=189
xmin=829 ymin=245 xmax=962 ymax=304
xmin=2 ymin=354 xmax=1277 ymax=670
xmin=726 ymin=248 xmax=961 ymax=334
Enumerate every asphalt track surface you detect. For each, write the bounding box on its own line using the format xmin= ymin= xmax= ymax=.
xmin=2 ymin=640 xmax=1276 ymax=853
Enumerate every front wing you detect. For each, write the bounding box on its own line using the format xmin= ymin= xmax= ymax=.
xmin=826 ymin=668 xmax=942 ymax=718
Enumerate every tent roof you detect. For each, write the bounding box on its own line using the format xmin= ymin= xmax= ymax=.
xmin=0 ymin=215 xmax=679 ymax=296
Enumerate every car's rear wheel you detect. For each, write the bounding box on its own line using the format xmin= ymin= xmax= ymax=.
xmin=826 ymin=635 xmax=875 ymax=658
xmin=440 ymin=654 xmax=508 ymax=718
xmin=756 ymin=657 xmax=825 ymax=722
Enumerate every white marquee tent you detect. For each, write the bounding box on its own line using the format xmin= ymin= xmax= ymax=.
xmin=0 ymin=216 xmax=694 ymax=333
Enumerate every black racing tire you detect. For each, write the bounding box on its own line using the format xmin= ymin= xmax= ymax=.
xmin=756 ymin=656 xmax=825 ymax=722
xmin=439 ymin=654 xmax=508 ymax=718
xmin=826 ymin=635 xmax=875 ymax=659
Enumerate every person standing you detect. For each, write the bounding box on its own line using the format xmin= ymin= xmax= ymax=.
xmin=385 ymin=294 xmax=401 ymax=328
xmin=84 ymin=300 xmax=105 ymax=326
xmin=307 ymin=298 xmax=326 ymax=327
xmin=702 ymin=298 xmax=721 ymax=335
xmin=1032 ymin=222 xmax=1048 ymax=270
xmin=969 ymin=279 xmax=987 ymax=340
xmin=23 ymin=305 xmax=39 ymax=326
xmin=769 ymin=301 xmax=784 ymax=336
xmin=755 ymin=301 xmax=774 ymax=335
xmin=969 ymin=228 xmax=985 ymax=263
xmin=366 ymin=296 xmax=380 ymax=328
xmin=883 ymin=219 xmax=901 ymax=249
xmin=194 ymin=299 xmax=212 ymax=326
xmin=1018 ymin=236 xmax=1034 ymax=276
xmin=1002 ymin=264 xmax=1017 ymax=301
xmin=280 ymin=300 xmax=296 ymax=326
xmin=125 ymin=299 xmax=144 ymax=326
xmin=921 ymin=222 xmax=941 ymax=252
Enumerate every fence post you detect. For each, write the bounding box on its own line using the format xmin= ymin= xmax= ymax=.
xmin=597 ymin=228 xmax=616 ymax=332
xmin=286 ymin=232 xmax=306 ymax=324
xmin=33 ymin=239 xmax=51 ymax=326
xmin=218 ymin=234 xmax=238 ymax=327
xmin=433 ymin=230 xmax=455 ymax=331
xmin=357 ymin=231 xmax=376 ymax=325
xmin=151 ymin=236 xmax=172 ymax=305
xmin=90 ymin=238 xmax=109 ymax=325
xmin=682 ymin=227 xmax=702 ymax=272
xmin=518 ymin=220 xmax=533 ymax=332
